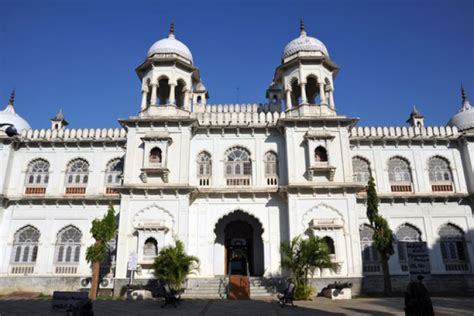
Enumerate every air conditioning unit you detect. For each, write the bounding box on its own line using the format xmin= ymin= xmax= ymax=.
xmin=80 ymin=277 xmax=114 ymax=289
xmin=99 ymin=277 xmax=114 ymax=289
xmin=80 ymin=277 xmax=92 ymax=289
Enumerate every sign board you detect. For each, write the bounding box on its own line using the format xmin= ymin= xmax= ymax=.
xmin=128 ymin=252 xmax=138 ymax=271
xmin=51 ymin=291 xmax=89 ymax=312
xmin=407 ymin=242 xmax=431 ymax=277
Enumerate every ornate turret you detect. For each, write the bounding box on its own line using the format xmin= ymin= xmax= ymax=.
xmin=50 ymin=109 xmax=69 ymax=130
xmin=448 ymin=85 xmax=474 ymax=131
xmin=0 ymin=89 xmax=31 ymax=132
xmin=406 ymin=105 xmax=425 ymax=128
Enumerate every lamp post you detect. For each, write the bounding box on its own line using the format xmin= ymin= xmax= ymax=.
xmin=0 ymin=124 xmax=18 ymax=137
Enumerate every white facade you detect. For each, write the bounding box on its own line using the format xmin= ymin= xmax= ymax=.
xmin=0 ymin=23 xmax=473 ymax=295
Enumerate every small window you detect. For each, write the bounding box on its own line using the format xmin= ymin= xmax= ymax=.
xmin=315 ymin=146 xmax=328 ymax=162
xmin=149 ymin=147 xmax=162 ymax=164
xmin=65 ymin=159 xmax=89 ymax=186
xmin=11 ymin=226 xmax=40 ymax=264
xmin=143 ymin=238 xmax=158 ymax=258
xmin=25 ymin=159 xmax=50 ymax=186
xmin=197 ymin=152 xmax=212 ymax=177
xmin=352 ymin=157 xmax=371 ymax=183
xmin=322 ymin=236 xmax=335 ymax=255
xmin=388 ymin=157 xmax=411 ymax=183
xmin=55 ymin=226 xmax=82 ymax=264
xmin=428 ymin=157 xmax=452 ymax=183
xmin=105 ymin=158 xmax=124 ymax=186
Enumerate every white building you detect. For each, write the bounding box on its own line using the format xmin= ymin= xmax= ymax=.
xmin=0 ymin=22 xmax=473 ymax=296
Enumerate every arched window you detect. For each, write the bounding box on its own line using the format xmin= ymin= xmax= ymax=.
xmin=105 ymin=158 xmax=123 ymax=186
xmin=428 ymin=157 xmax=453 ymax=192
xmin=157 ymin=77 xmax=170 ymax=105
xmin=143 ymin=238 xmax=158 ymax=259
xmin=314 ymin=146 xmax=328 ymax=162
xmin=55 ymin=226 xmax=82 ymax=264
xmin=359 ymin=224 xmax=381 ymax=273
xmin=25 ymin=159 xmax=49 ymax=186
xmin=396 ymin=224 xmax=422 ymax=272
xmin=387 ymin=157 xmax=412 ymax=192
xmin=225 ymin=147 xmax=251 ymax=186
xmin=11 ymin=226 xmax=40 ymax=264
xmin=290 ymin=78 xmax=301 ymax=106
xmin=197 ymin=152 xmax=211 ymax=186
xmin=149 ymin=147 xmax=162 ymax=164
xmin=322 ymin=236 xmax=335 ymax=255
xmin=439 ymin=224 xmax=469 ymax=272
xmin=197 ymin=96 xmax=202 ymax=104
xmin=352 ymin=157 xmax=371 ymax=183
xmin=264 ymin=151 xmax=278 ymax=185
xmin=66 ymin=159 xmax=89 ymax=185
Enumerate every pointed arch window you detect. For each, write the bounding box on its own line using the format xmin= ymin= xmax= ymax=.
xmin=25 ymin=159 xmax=49 ymax=195
xmin=55 ymin=226 xmax=82 ymax=264
xmin=428 ymin=157 xmax=453 ymax=192
xmin=197 ymin=151 xmax=211 ymax=186
xmin=359 ymin=224 xmax=381 ymax=273
xmin=143 ymin=238 xmax=158 ymax=259
xmin=396 ymin=224 xmax=422 ymax=272
xmin=322 ymin=236 xmax=336 ymax=261
xmin=439 ymin=224 xmax=469 ymax=272
xmin=105 ymin=158 xmax=123 ymax=194
xmin=264 ymin=151 xmax=278 ymax=186
xmin=352 ymin=157 xmax=371 ymax=183
xmin=225 ymin=147 xmax=251 ymax=186
xmin=65 ymin=159 xmax=89 ymax=194
xmin=11 ymin=226 xmax=40 ymax=264
xmin=387 ymin=157 xmax=412 ymax=192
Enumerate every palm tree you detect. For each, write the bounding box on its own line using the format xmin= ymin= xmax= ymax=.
xmin=153 ymin=240 xmax=200 ymax=291
xmin=281 ymin=235 xmax=332 ymax=300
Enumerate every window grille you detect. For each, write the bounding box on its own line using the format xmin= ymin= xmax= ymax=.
xmin=25 ymin=159 xmax=49 ymax=195
xmin=11 ymin=226 xmax=40 ymax=264
xmin=65 ymin=159 xmax=89 ymax=193
xmin=55 ymin=226 xmax=82 ymax=264
xmin=428 ymin=157 xmax=453 ymax=192
xmin=197 ymin=152 xmax=211 ymax=186
xmin=264 ymin=151 xmax=278 ymax=186
xmin=359 ymin=224 xmax=381 ymax=273
xmin=105 ymin=158 xmax=123 ymax=193
xmin=439 ymin=224 xmax=469 ymax=272
xmin=352 ymin=157 xmax=371 ymax=183
xmin=387 ymin=157 xmax=412 ymax=192
xmin=224 ymin=147 xmax=251 ymax=186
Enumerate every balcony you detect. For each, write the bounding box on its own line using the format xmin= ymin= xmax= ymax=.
xmin=10 ymin=265 xmax=35 ymax=275
xmin=390 ymin=183 xmax=413 ymax=193
xmin=54 ymin=265 xmax=78 ymax=274
xmin=226 ymin=176 xmax=251 ymax=186
xmin=65 ymin=187 xmax=86 ymax=195
xmin=432 ymin=183 xmax=454 ymax=192
xmin=198 ymin=177 xmax=211 ymax=187
xmin=24 ymin=187 xmax=46 ymax=195
xmin=445 ymin=261 xmax=470 ymax=272
xmin=308 ymin=162 xmax=336 ymax=181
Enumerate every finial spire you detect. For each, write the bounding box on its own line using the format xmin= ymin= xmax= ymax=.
xmin=8 ymin=89 xmax=15 ymax=106
xmin=169 ymin=20 xmax=175 ymax=37
xmin=299 ymin=18 xmax=306 ymax=35
xmin=461 ymin=84 xmax=467 ymax=103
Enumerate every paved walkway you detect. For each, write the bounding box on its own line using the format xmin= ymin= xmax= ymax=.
xmin=0 ymin=297 xmax=473 ymax=315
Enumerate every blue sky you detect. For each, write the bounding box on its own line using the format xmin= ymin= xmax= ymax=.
xmin=1 ymin=0 xmax=473 ymax=129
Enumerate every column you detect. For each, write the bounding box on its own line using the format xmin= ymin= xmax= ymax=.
xmin=183 ymin=89 xmax=190 ymax=111
xmin=300 ymin=82 xmax=307 ymax=104
xmin=140 ymin=90 xmax=148 ymax=111
xmin=169 ymin=83 xmax=176 ymax=105
xmin=329 ymin=89 xmax=335 ymax=109
xmin=150 ymin=83 xmax=158 ymax=106
xmin=286 ymin=89 xmax=292 ymax=110
xmin=319 ymin=82 xmax=327 ymax=105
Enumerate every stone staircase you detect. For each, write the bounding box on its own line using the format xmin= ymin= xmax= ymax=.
xmin=182 ymin=277 xmax=279 ymax=299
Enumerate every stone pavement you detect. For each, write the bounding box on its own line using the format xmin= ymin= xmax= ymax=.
xmin=0 ymin=297 xmax=473 ymax=315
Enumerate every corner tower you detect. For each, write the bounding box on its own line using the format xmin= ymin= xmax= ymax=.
xmin=269 ymin=20 xmax=339 ymax=115
xmin=135 ymin=22 xmax=209 ymax=116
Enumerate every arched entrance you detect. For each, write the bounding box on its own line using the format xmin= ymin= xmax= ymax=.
xmin=214 ymin=210 xmax=264 ymax=277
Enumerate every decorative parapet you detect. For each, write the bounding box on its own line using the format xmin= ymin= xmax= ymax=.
xmin=19 ymin=128 xmax=127 ymax=142
xmin=194 ymin=105 xmax=284 ymax=127
xmin=349 ymin=126 xmax=459 ymax=140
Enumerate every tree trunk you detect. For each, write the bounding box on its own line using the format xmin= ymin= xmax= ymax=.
xmin=380 ymin=253 xmax=392 ymax=296
xmin=89 ymin=260 xmax=100 ymax=300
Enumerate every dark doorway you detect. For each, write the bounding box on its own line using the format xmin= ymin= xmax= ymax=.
xmin=225 ymin=220 xmax=253 ymax=276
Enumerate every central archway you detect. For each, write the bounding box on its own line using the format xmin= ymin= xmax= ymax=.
xmin=214 ymin=210 xmax=264 ymax=276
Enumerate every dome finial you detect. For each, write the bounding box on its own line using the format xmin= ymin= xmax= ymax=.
xmin=299 ymin=18 xmax=306 ymax=35
xmin=461 ymin=84 xmax=467 ymax=103
xmin=8 ymin=89 xmax=15 ymax=106
xmin=169 ymin=19 xmax=175 ymax=38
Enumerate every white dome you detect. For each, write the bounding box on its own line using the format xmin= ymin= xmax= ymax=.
xmin=283 ymin=30 xmax=329 ymax=59
xmin=147 ymin=33 xmax=193 ymax=63
xmin=0 ymin=103 xmax=31 ymax=132
xmin=448 ymin=98 xmax=474 ymax=131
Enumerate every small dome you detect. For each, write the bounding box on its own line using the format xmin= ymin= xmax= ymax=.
xmin=283 ymin=20 xmax=329 ymax=59
xmin=147 ymin=23 xmax=193 ymax=63
xmin=194 ymin=82 xmax=207 ymax=92
xmin=448 ymin=97 xmax=474 ymax=131
xmin=0 ymin=91 xmax=31 ymax=132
